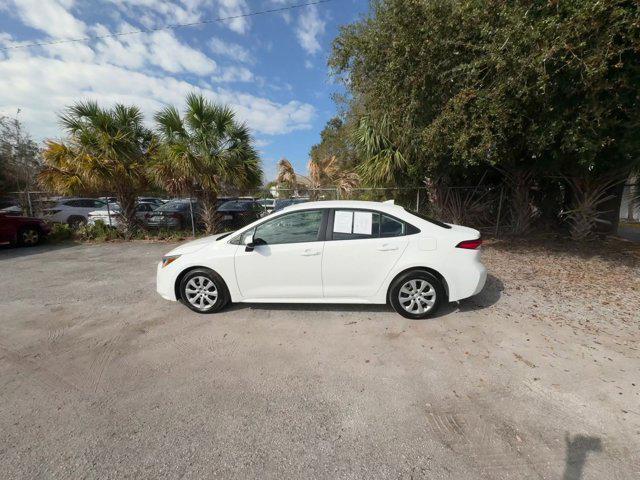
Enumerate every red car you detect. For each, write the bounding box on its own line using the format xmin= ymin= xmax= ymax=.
xmin=0 ymin=213 xmax=51 ymax=247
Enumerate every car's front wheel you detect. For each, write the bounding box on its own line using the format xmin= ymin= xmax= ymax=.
xmin=389 ymin=270 xmax=445 ymax=319
xmin=18 ymin=226 xmax=40 ymax=247
xmin=179 ymin=268 xmax=229 ymax=314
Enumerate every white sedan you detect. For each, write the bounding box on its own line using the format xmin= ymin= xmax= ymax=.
xmin=87 ymin=202 xmax=157 ymax=228
xmin=156 ymin=200 xmax=486 ymax=319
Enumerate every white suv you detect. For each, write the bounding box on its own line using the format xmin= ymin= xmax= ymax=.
xmin=43 ymin=198 xmax=107 ymax=228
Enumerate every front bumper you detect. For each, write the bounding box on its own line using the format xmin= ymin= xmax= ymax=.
xmin=156 ymin=261 xmax=178 ymax=301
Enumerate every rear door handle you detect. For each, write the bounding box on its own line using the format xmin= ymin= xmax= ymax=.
xmin=301 ymin=249 xmax=321 ymax=256
xmin=377 ymin=244 xmax=399 ymax=251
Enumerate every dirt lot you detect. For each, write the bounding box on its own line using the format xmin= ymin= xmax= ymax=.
xmin=1 ymin=238 xmax=639 ymax=479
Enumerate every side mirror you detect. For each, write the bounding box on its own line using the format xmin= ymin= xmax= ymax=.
xmin=244 ymin=235 xmax=266 ymax=252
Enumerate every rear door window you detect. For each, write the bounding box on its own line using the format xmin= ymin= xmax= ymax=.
xmin=332 ymin=210 xmax=380 ymax=240
xmin=331 ymin=210 xmax=413 ymax=240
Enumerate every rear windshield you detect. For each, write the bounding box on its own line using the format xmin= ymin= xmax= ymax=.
xmin=407 ymin=210 xmax=452 ymax=229
xmin=156 ymin=201 xmax=190 ymax=211
xmin=218 ymin=200 xmax=255 ymax=211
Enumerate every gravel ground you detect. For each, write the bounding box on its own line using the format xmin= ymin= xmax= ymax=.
xmin=0 ymin=239 xmax=639 ymax=479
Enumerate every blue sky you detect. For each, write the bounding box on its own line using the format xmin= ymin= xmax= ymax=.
xmin=0 ymin=0 xmax=368 ymax=182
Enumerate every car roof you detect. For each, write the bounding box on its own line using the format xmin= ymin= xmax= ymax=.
xmin=281 ymin=200 xmax=405 ymax=213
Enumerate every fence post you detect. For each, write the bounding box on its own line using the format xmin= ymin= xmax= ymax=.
xmin=27 ymin=190 xmax=33 ymax=217
xmin=495 ymin=186 xmax=504 ymax=238
xmin=188 ymin=196 xmax=196 ymax=237
xmin=416 ymin=189 xmax=420 ymax=211
xmin=106 ymin=198 xmax=112 ymax=227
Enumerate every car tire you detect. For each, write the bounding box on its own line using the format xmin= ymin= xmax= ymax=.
xmin=389 ymin=270 xmax=445 ymax=319
xmin=179 ymin=268 xmax=230 ymax=314
xmin=17 ymin=226 xmax=40 ymax=247
xmin=68 ymin=216 xmax=86 ymax=229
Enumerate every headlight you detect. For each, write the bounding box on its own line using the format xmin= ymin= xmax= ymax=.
xmin=161 ymin=255 xmax=181 ymax=267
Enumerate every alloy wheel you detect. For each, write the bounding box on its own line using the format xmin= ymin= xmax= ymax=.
xmin=398 ymin=279 xmax=436 ymax=314
xmin=184 ymin=276 xmax=218 ymax=310
xmin=22 ymin=229 xmax=39 ymax=246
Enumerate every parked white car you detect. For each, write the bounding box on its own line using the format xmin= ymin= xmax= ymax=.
xmin=156 ymin=200 xmax=486 ymax=319
xmin=43 ymin=198 xmax=108 ymax=227
xmin=87 ymin=202 xmax=157 ymax=228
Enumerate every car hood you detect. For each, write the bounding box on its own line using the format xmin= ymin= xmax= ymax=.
xmin=165 ymin=232 xmax=234 ymax=256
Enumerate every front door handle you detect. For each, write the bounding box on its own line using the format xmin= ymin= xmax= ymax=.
xmin=301 ymin=249 xmax=320 ymax=256
xmin=377 ymin=244 xmax=399 ymax=251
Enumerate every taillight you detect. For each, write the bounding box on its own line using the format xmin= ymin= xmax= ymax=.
xmin=456 ymin=238 xmax=482 ymax=249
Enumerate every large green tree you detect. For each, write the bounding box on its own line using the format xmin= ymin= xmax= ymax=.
xmin=330 ymin=0 xmax=640 ymax=228
xmin=0 ymin=114 xmax=41 ymax=195
xmin=40 ymin=102 xmax=155 ymax=235
xmin=309 ymin=117 xmax=359 ymax=171
xmin=152 ymin=93 xmax=262 ymax=233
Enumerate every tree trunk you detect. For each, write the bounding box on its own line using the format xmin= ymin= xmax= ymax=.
xmin=197 ymin=190 xmax=219 ymax=234
xmin=627 ymin=176 xmax=636 ymax=221
xmin=596 ymin=181 xmax=625 ymax=235
xmin=116 ymin=190 xmax=138 ymax=239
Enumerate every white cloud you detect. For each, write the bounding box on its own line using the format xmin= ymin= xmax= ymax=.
xmin=208 ymin=37 xmax=254 ymax=64
xmin=92 ymin=24 xmax=217 ymax=75
xmin=147 ymin=31 xmax=217 ymax=75
xmin=216 ymin=0 xmax=251 ymax=35
xmin=0 ymin=51 xmax=315 ymax=139
xmin=105 ymin=0 xmax=203 ymax=27
xmin=211 ymin=65 xmax=253 ymax=83
xmin=6 ymin=0 xmax=86 ymax=38
xmin=296 ymin=5 xmax=325 ymax=55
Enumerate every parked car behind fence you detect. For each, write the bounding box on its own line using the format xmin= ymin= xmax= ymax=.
xmin=43 ymin=198 xmax=108 ymax=228
xmin=0 ymin=212 xmax=51 ymax=247
xmin=217 ymin=200 xmax=264 ymax=230
xmin=88 ymin=202 xmax=158 ymax=228
xmin=145 ymin=200 xmax=200 ymax=230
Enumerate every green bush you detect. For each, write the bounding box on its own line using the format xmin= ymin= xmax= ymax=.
xmin=48 ymin=223 xmax=73 ymax=243
xmin=47 ymin=221 xmax=202 ymax=243
xmin=75 ymin=221 xmax=123 ymax=242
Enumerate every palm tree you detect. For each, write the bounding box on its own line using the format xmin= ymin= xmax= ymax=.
xmin=152 ymin=93 xmax=262 ymax=233
xmin=276 ymin=158 xmax=297 ymax=196
xmin=308 ymin=155 xmax=359 ymax=199
xmin=354 ymin=114 xmax=409 ymax=186
xmin=39 ymin=101 xmax=155 ymax=236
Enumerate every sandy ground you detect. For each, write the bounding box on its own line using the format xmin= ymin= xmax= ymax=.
xmin=0 ymin=239 xmax=639 ymax=479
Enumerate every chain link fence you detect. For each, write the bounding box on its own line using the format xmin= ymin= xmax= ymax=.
xmin=4 ymin=185 xmax=509 ymax=236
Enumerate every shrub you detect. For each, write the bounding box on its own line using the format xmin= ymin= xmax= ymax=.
xmin=75 ymin=222 xmax=123 ymax=242
xmin=48 ymin=223 xmax=73 ymax=243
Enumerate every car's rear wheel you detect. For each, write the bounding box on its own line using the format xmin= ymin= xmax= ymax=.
xmin=179 ymin=268 xmax=229 ymax=314
xmin=18 ymin=226 xmax=40 ymax=247
xmin=68 ymin=216 xmax=86 ymax=229
xmin=389 ymin=270 xmax=444 ymax=319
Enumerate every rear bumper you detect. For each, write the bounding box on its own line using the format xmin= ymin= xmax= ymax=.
xmin=448 ymin=261 xmax=487 ymax=302
xmin=147 ymin=218 xmax=182 ymax=229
